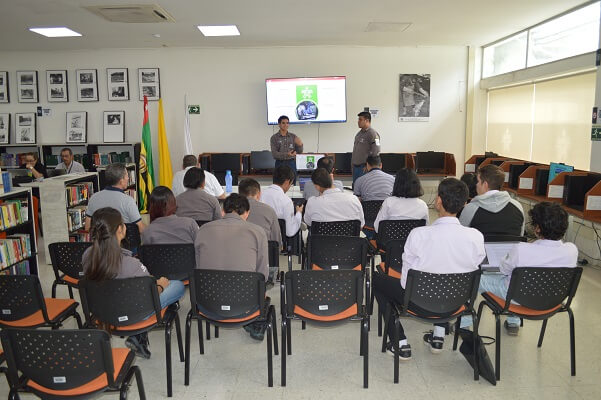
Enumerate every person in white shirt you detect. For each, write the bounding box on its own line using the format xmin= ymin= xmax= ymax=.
xmin=304 ymin=168 xmax=364 ymax=228
xmin=374 ymin=168 xmax=429 ymax=232
xmin=260 ymin=165 xmax=303 ymax=238
xmin=171 ymin=155 xmax=225 ymax=199
xmin=55 ymin=148 xmax=86 ymax=173
xmin=460 ymin=201 xmax=578 ymax=335
xmin=373 ymin=178 xmax=485 ymax=360
xmin=303 ymin=156 xmax=343 ymax=200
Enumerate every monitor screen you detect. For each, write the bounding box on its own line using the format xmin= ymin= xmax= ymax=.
xmin=508 ymin=163 xmax=534 ymax=189
xmin=548 ymin=162 xmax=574 ymax=183
xmin=380 ymin=153 xmax=406 ymax=174
xmin=266 ymin=77 xmax=347 ymax=124
xmin=296 ymin=154 xmax=325 ymax=171
xmin=250 ymin=151 xmax=275 ymax=171
xmin=534 ymin=169 xmax=550 ymax=196
xmin=211 ymin=153 xmax=241 ymax=172
xmin=334 ymin=152 xmax=352 ymax=174
xmin=415 ymin=151 xmax=445 ymax=173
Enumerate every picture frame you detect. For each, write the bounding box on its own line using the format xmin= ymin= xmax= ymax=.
xmin=15 ymin=112 xmax=36 ymax=144
xmin=0 ymin=113 xmax=10 ymax=144
xmin=103 ymin=111 xmax=125 ymax=143
xmin=76 ymin=69 xmax=98 ymax=102
xmin=17 ymin=71 xmax=38 ymax=103
xmin=0 ymin=71 xmax=9 ymax=103
xmin=46 ymin=70 xmax=68 ymax=102
xmin=107 ymin=68 xmax=129 ymax=101
xmin=138 ymin=68 xmax=160 ymax=101
xmin=66 ymin=111 xmax=87 ymax=143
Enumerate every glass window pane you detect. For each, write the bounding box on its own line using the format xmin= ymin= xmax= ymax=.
xmin=528 ymin=2 xmax=600 ymax=67
xmin=483 ymin=32 xmax=528 ymax=78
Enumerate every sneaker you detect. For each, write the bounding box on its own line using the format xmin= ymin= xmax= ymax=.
xmin=504 ymin=320 xmax=519 ymax=336
xmin=125 ymin=336 xmax=151 ymax=359
xmin=385 ymin=342 xmax=412 ymax=361
xmin=423 ymin=331 xmax=444 ymax=354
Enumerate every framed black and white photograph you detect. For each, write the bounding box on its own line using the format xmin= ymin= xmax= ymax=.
xmin=46 ymin=70 xmax=68 ymax=102
xmin=398 ymin=73 xmax=431 ymax=122
xmin=0 ymin=113 xmax=10 ymax=144
xmin=17 ymin=71 xmax=38 ymax=103
xmin=15 ymin=112 xmax=36 ymax=144
xmin=107 ymin=68 xmax=129 ymax=101
xmin=138 ymin=68 xmax=160 ymax=101
xmin=76 ymin=69 xmax=98 ymax=102
xmin=103 ymin=111 xmax=125 ymax=143
xmin=0 ymin=71 xmax=9 ymax=103
xmin=66 ymin=111 xmax=87 ymax=143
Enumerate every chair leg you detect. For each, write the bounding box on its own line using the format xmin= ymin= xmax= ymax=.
xmin=472 ymin=312 xmax=480 ymax=381
xmin=173 ymin=313 xmax=184 ymax=362
xmin=393 ymin=317 xmax=400 ymax=384
xmin=133 ymin=365 xmax=147 ymax=400
xmin=495 ymin=314 xmax=501 ymax=382
xmin=288 ymin=254 xmax=292 ymax=273
xmin=266 ymin=320 xmax=274 ymax=387
xmin=360 ymin=321 xmax=365 ymax=356
xmin=377 ymin=302 xmax=382 ymax=337
xmin=537 ymin=319 xmax=548 ymax=348
xmin=365 ymin=276 xmax=371 ymax=332
xmin=287 ymin=317 xmax=292 ymax=355
xmin=363 ymin=318 xmax=369 ymax=389
xmin=381 ymin=304 xmax=391 ymax=353
xmin=185 ymin=312 xmax=192 ymax=386
xmin=73 ymin=311 xmax=83 ymax=329
xmin=271 ymin=306 xmax=279 ymax=355
xmin=51 ymin=281 xmax=57 ymax=298
xmin=67 ymin=285 xmax=74 ymax=300
xmin=568 ymin=308 xmax=576 ymax=376
xmin=302 ymin=320 xmax=306 ymax=330
xmin=452 ymin=317 xmax=460 ymax=351
xmin=165 ymin=323 xmax=173 ymax=397
xmin=281 ymin=317 xmax=287 ymax=387
xmin=215 ymin=326 xmax=219 ymax=338
xmin=197 ymin=319 xmax=204 ymax=355
xmin=206 ymin=321 xmax=211 ymax=340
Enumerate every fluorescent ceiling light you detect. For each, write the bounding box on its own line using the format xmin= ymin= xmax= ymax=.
xmin=29 ymin=27 xmax=82 ymax=38
xmin=197 ymin=25 xmax=240 ymax=37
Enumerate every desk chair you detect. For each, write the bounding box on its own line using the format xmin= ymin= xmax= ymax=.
xmin=123 ymin=223 xmax=141 ymax=255
xmin=278 ymin=219 xmax=302 ymax=272
xmin=48 ymin=242 xmax=92 ymax=299
xmin=361 ymin=200 xmax=383 ymax=233
xmin=138 ymin=244 xmax=196 ymax=283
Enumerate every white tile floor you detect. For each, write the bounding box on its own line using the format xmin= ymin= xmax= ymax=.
xmin=3 ymin=239 xmax=601 ymax=399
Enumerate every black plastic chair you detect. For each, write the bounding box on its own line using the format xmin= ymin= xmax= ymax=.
xmin=361 ymin=200 xmax=384 ymax=230
xmin=383 ymin=269 xmax=481 ymax=383
xmin=195 ymin=220 xmax=211 ymax=228
xmin=0 ymin=275 xmax=82 ymax=330
xmin=310 ymin=220 xmax=362 ymax=236
xmin=279 ymin=219 xmax=302 ymax=272
xmin=372 ymin=239 xmax=405 ymax=336
xmin=280 ymin=269 xmax=368 ymax=388
xmin=184 ymin=269 xmax=278 ymax=387
xmin=1 ymin=328 xmax=146 ymax=399
xmin=374 ymin=219 xmax=426 ymax=251
xmin=268 ymin=240 xmax=280 ymax=280
xmin=139 ymin=244 xmax=196 ymax=282
xmin=48 ymin=242 xmax=92 ymax=299
xmin=475 ymin=267 xmax=583 ymax=381
xmin=483 ymin=234 xmax=527 ymax=243
xmin=306 ymin=235 xmax=368 ymax=272
xmin=123 ymin=223 xmax=141 ymax=255
xmin=79 ymin=276 xmax=183 ymax=397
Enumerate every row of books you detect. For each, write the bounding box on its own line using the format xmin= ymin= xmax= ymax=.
xmin=45 ymin=154 xmax=93 ymax=170
xmin=0 ymin=153 xmax=30 ymax=167
xmin=93 ymin=152 xmax=132 ymax=167
xmin=65 ymin=182 xmax=95 ymax=207
xmin=67 ymin=206 xmax=87 ymax=233
xmin=69 ymin=231 xmax=90 ymax=242
xmin=0 ymin=260 xmax=30 ymax=276
xmin=0 ymin=199 xmax=29 ymax=231
xmin=0 ymin=234 xmax=32 ymax=269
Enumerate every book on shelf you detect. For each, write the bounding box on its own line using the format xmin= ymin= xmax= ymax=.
xmin=69 ymin=231 xmax=90 ymax=242
xmin=0 ymin=153 xmax=29 ymax=167
xmin=0 ymin=234 xmax=32 ymax=269
xmin=92 ymin=151 xmax=132 ymax=166
xmin=0 ymin=199 xmax=29 ymax=230
xmin=74 ymin=154 xmax=91 ymax=170
xmin=65 ymin=181 xmax=94 ymax=206
xmin=45 ymin=154 xmax=59 ymax=166
xmin=0 ymin=260 xmax=30 ymax=275
xmin=67 ymin=206 xmax=87 ymax=232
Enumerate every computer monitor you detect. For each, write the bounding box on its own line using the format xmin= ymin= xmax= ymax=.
xmin=475 ymin=157 xmax=487 ymax=169
xmin=563 ymin=173 xmax=601 ymax=210
xmin=333 ymin=153 xmax=352 ymax=174
xmin=415 ymin=151 xmax=445 ymax=173
xmin=508 ymin=163 xmax=534 ymax=189
xmin=211 ymin=153 xmax=241 ymax=172
xmin=296 ymin=154 xmax=325 ymax=171
xmin=534 ymin=169 xmax=550 ymax=196
xmin=380 ymin=153 xmax=406 ymax=174
xmin=491 ymin=160 xmax=505 ymax=166
xmin=250 ymin=151 xmax=275 ymax=173
xmin=548 ymin=162 xmax=574 ymax=183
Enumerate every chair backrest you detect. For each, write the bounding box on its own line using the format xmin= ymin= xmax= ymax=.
xmin=138 ymin=243 xmax=196 ymax=281
xmin=376 ymin=219 xmax=426 ymax=249
xmin=189 ymin=269 xmax=265 ymax=321
xmin=79 ymin=276 xmax=161 ymax=328
xmin=383 ymin=239 xmax=405 ymax=274
xmin=310 ymin=220 xmax=361 ymax=236
xmin=484 ymin=234 xmax=527 ymax=243
xmin=278 ymin=219 xmax=301 ymax=256
xmin=1 ymin=328 xmax=117 ymax=391
xmin=307 ymin=235 xmax=367 ymax=271
xmin=403 ymin=269 xmax=481 ymax=315
xmin=196 ymin=220 xmax=210 ymax=228
xmin=361 ymin=200 xmax=384 ymax=228
xmin=48 ymin=242 xmax=92 ymax=281
xmin=505 ymin=267 xmax=583 ymax=311
xmin=0 ymin=275 xmax=46 ymax=324
xmin=122 ymin=223 xmax=141 ymax=253
xmin=268 ymin=240 xmax=280 ymax=268
xmin=284 ymin=270 xmax=363 ymax=321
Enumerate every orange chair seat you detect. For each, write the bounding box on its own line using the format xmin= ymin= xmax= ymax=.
xmin=110 ymin=308 xmax=167 ymax=332
xmin=311 ymin=263 xmax=362 ymax=271
xmin=197 ymin=309 xmax=260 ymax=323
xmin=293 ymin=304 xmax=358 ymax=322
xmin=1 ymin=298 xmax=77 ymax=328
xmin=483 ymin=292 xmax=562 ymax=316
xmin=27 ymin=348 xmax=129 ymax=396
xmin=62 ymin=275 xmax=79 ymax=285
xmin=379 ymin=262 xmax=401 ymax=279
xmin=407 ymin=305 xmax=466 ymax=318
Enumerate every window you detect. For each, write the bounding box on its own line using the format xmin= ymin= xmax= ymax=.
xmin=483 ymin=32 xmax=528 ymax=78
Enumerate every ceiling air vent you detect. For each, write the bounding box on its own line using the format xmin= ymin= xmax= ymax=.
xmin=365 ymin=22 xmax=411 ymax=33
xmin=84 ymin=4 xmax=175 ymax=23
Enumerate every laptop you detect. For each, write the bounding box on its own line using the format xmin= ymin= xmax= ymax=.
xmin=480 ymin=242 xmax=518 ymax=272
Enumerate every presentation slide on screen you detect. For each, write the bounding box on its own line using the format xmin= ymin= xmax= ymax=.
xmin=266 ymin=77 xmax=347 ymax=124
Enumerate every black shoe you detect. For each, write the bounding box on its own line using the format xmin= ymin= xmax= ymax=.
xmin=504 ymin=321 xmax=519 ymax=336
xmin=266 ymin=279 xmax=275 ymax=290
xmin=385 ymin=342 xmax=412 ymax=361
xmin=423 ymin=331 xmax=444 ymax=354
xmin=125 ymin=336 xmax=151 ymax=359
xmin=247 ymin=322 xmax=266 ymax=341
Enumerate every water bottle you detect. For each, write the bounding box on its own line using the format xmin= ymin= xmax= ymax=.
xmin=225 ymin=170 xmax=233 ymax=193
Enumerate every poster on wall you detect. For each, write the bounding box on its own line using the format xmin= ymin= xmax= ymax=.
xmin=107 ymin=68 xmax=129 ymax=101
xmin=76 ymin=69 xmax=99 ymax=102
xmin=66 ymin=111 xmax=87 ymax=143
xmin=17 ymin=71 xmax=39 ymax=103
xmin=0 ymin=71 xmax=9 ymax=103
xmin=15 ymin=112 xmax=36 ymax=144
xmin=46 ymin=70 xmax=69 ymax=102
xmin=103 ymin=111 xmax=125 ymax=143
xmin=398 ymin=73 xmax=430 ymax=122
xmin=138 ymin=68 xmax=160 ymax=101
xmin=0 ymin=113 xmax=10 ymax=144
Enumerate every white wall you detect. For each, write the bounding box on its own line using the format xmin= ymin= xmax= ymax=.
xmin=0 ymin=46 xmax=468 ymax=174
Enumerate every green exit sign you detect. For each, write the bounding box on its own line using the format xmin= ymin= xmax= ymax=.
xmin=188 ymin=105 xmax=200 ymax=114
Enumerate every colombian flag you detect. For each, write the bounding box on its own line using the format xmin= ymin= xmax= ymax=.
xmin=138 ymin=96 xmax=155 ymax=212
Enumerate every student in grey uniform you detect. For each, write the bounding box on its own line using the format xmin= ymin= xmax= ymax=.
xmin=353 ymin=155 xmax=394 ymax=201
xmin=142 ymin=186 xmax=199 ymax=245
xmin=55 ymin=148 xmax=86 ymax=173
xmin=352 ymin=111 xmax=381 ymax=185
xmin=303 ymin=156 xmax=343 ymax=200
xmin=85 ymin=163 xmax=146 ymax=233
xmin=175 ymin=167 xmax=222 ymax=223
xmin=82 ymin=207 xmax=185 ymax=359
xmin=238 ymin=178 xmax=282 ymax=246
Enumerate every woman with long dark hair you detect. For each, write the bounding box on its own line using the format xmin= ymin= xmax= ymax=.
xmin=142 ymin=186 xmax=199 ymax=244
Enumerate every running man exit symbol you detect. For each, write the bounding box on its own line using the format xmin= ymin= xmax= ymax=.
xmin=188 ymin=105 xmax=200 ymax=114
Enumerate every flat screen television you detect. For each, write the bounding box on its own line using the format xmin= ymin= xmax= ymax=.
xmin=334 ymin=152 xmax=352 ymax=174
xmin=380 ymin=153 xmax=406 ymax=174
xmin=534 ymin=169 xmax=550 ymax=196
xmin=266 ymin=76 xmax=347 ymax=124
xmin=563 ymin=173 xmax=601 ymax=210
xmin=415 ymin=151 xmax=445 ymax=173
xmin=211 ymin=153 xmax=241 ymax=172
xmin=548 ymin=162 xmax=574 ymax=183
xmin=508 ymin=163 xmax=535 ymax=189
xmin=250 ymin=150 xmax=275 ymax=172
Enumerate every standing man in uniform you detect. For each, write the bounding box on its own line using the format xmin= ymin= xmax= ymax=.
xmin=352 ymin=111 xmax=381 ymax=185
xmin=270 ymin=115 xmax=303 ymax=184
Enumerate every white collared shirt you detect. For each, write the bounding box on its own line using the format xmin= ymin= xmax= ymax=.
xmin=303 ymin=188 xmax=365 ymax=227
xmin=374 ymin=196 xmax=430 ymax=232
xmin=401 ymin=216 xmax=485 ymax=288
xmin=172 ymin=166 xmax=225 ymax=198
xmin=260 ymin=184 xmax=301 ymax=237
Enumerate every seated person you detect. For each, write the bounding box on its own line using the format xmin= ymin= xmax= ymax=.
xmin=459 ymin=164 xmax=524 ymax=236
xmin=304 ymin=168 xmax=364 ymax=227
xmin=141 ymin=186 xmax=199 ymax=245
xmin=373 ymin=178 xmax=485 ymax=360
xmin=172 ymin=154 xmax=225 ymax=199
xmin=20 ymin=152 xmax=47 ymax=181
xmin=175 ymin=167 xmax=222 ymax=222
xmin=261 ymin=165 xmax=303 ymax=237
xmin=55 ymin=147 xmax=86 ymax=173
xmin=353 ymin=155 xmax=394 ymax=201
xmin=83 ymin=207 xmax=185 ymax=359
xmin=85 ymin=163 xmax=146 ymax=233
xmin=303 ymin=156 xmax=343 ymax=200
xmin=374 ymin=168 xmax=429 ymax=232
xmin=461 ymin=201 xmax=578 ymax=335
xmin=460 ymin=172 xmax=478 ymax=202
xmin=239 ymin=178 xmax=282 ymax=246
